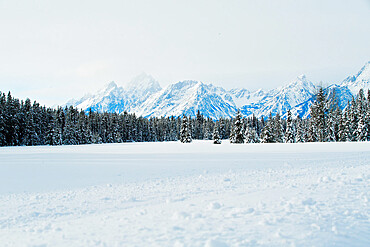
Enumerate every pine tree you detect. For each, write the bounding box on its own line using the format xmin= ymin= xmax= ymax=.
xmin=180 ymin=115 xmax=192 ymax=143
xmin=310 ymin=87 xmax=327 ymax=142
xmin=326 ymin=88 xmax=340 ymax=142
xmin=0 ymin=92 xmax=6 ymax=146
xmin=212 ymin=121 xmax=221 ymax=144
xmin=230 ymin=110 xmax=244 ymax=144
xmin=344 ymin=109 xmax=352 ymax=142
xmin=195 ymin=110 xmax=204 ymax=139
xmin=356 ymin=112 xmax=368 ymax=141
xmin=285 ymin=110 xmax=295 ymax=143
xmin=219 ymin=118 xmax=226 ymax=139
xmin=307 ymin=118 xmax=318 ymax=142
xmin=337 ymin=110 xmax=347 ymax=142
xmin=261 ymin=114 xmax=274 ymax=143
xmin=295 ymin=116 xmax=306 ymax=143
xmin=273 ymin=113 xmax=284 ymax=143
xmin=245 ymin=126 xmax=259 ymax=143
xmin=45 ymin=114 xmax=61 ymax=146
xmin=349 ymin=97 xmax=358 ymax=141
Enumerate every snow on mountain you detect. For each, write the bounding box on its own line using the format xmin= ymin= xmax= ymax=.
xmin=67 ymin=62 xmax=369 ymax=119
xmin=289 ymin=84 xmax=354 ymax=119
xmin=125 ymin=73 xmax=162 ymax=106
xmin=138 ymin=81 xmax=237 ymax=119
xmin=229 ymin=88 xmax=267 ymax=108
xmin=341 ymin=61 xmax=370 ymax=94
xmin=68 ymin=81 xmax=128 ymax=113
xmin=239 ymin=74 xmax=316 ymax=118
xmin=67 ymin=73 xmax=162 ymax=114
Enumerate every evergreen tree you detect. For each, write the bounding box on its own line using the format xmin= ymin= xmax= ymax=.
xmin=337 ymin=110 xmax=347 ymax=142
xmin=195 ymin=110 xmax=204 ymax=139
xmin=261 ymin=114 xmax=274 ymax=143
xmin=273 ymin=113 xmax=284 ymax=143
xmin=356 ymin=112 xmax=368 ymax=141
xmin=212 ymin=121 xmax=221 ymax=144
xmin=310 ymin=87 xmax=327 ymax=142
xmin=285 ymin=110 xmax=295 ymax=143
xmin=295 ymin=116 xmax=306 ymax=143
xmin=230 ymin=110 xmax=244 ymax=144
xmin=219 ymin=118 xmax=226 ymax=139
xmin=0 ymin=92 xmax=6 ymax=146
xmin=326 ymin=88 xmax=340 ymax=142
xmin=245 ymin=126 xmax=259 ymax=143
xmin=180 ymin=115 xmax=192 ymax=143
xmin=344 ymin=109 xmax=352 ymax=142
xmin=349 ymin=96 xmax=358 ymax=141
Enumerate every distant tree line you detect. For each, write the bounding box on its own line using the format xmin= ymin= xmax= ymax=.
xmin=228 ymin=88 xmax=370 ymax=144
xmin=0 ymin=91 xmax=232 ymax=146
xmin=0 ymin=88 xmax=369 ymax=147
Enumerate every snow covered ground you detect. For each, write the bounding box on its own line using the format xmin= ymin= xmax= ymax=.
xmin=0 ymin=141 xmax=369 ymax=247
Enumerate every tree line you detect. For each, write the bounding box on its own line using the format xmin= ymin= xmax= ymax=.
xmin=227 ymin=88 xmax=370 ymax=144
xmin=0 ymin=88 xmax=369 ymax=147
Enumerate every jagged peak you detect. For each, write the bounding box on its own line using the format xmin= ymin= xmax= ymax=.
xmin=105 ymin=81 xmax=118 ymax=89
xmin=343 ymin=61 xmax=370 ymax=84
xmin=355 ymin=61 xmax=370 ymax=79
xmin=96 ymin=81 xmax=120 ymax=96
xmin=288 ymin=74 xmax=314 ymax=88
xmin=126 ymin=73 xmax=161 ymax=92
xmin=170 ymin=80 xmax=200 ymax=89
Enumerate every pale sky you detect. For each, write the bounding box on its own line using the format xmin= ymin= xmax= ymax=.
xmin=0 ymin=0 xmax=369 ymax=106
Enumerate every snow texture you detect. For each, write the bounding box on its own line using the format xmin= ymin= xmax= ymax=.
xmin=0 ymin=141 xmax=369 ymax=246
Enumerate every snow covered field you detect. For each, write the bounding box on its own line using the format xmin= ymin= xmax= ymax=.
xmin=0 ymin=141 xmax=369 ymax=247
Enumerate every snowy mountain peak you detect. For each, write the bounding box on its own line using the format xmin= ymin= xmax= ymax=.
xmin=95 ymin=81 xmax=121 ymax=97
xmin=106 ymin=81 xmax=118 ymax=88
xmin=171 ymin=80 xmax=199 ymax=89
xmin=297 ymin=74 xmax=306 ymax=80
xmin=126 ymin=73 xmax=162 ymax=92
xmin=355 ymin=61 xmax=370 ymax=82
xmin=66 ymin=62 xmax=369 ymax=119
xmin=103 ymin=81 xmax=118 ymax=92
xmin=341 ymin=61 xmax=370 ymax=94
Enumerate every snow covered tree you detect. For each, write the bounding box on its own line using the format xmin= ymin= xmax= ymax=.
xmin=180 ymin=115 xmax=192 ymax=143
xmin=245 ymin=126 xmax=259 ymax=143
xmin=337 ymin=110 xmax=347 ymax=142
xmin=285 ymin=110 xmax=295 ymax=143
xmin=273 ymin=113 xmax=284 ymax=143
xmin=348 ymin=97 xmax=358 ymax=141
xmin=230 ymin=110 xmax=244 ymax=144
xmin=0 ymin=92 xmax=6 ymax=146
xmin=356 ymin=112 xmax=369 ymax=141
xmin=212 ymin=122 xmax=221 ymax=144
xmin=219 ymin=118 xmax=226 ymax=139
xmin=203 ymin=119 xmax=213 ymax=140
xmin=295 ymin=116 xmax=306 ymax=143
xmin=309 ymin=87 xmax=327 ymax=142
xmin=325 ymin=88 xmax=341 ymax=142
xmin=194 ymin=110 xmax=204 ymax=139
xmin=261 ymin=114 xmax=274 ymax=143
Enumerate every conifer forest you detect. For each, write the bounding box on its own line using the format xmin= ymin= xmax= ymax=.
xmin=0 ymin=88 xmax=369 ymax=147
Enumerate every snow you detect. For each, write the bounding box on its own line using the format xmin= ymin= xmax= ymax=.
xmin=67 ymin=61 xmax=370 ymax=119
xmin=0 ymin=141 xmax=369 ymax=246
xmin=341 ymin=61 xmax=370 ymax=95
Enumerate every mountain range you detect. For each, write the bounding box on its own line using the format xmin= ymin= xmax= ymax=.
xmin=66 ymin=62 xmax=370 ymax=119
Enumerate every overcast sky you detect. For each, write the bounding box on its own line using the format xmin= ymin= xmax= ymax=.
xmin=0 ymin=0 xmax=369 ymax=106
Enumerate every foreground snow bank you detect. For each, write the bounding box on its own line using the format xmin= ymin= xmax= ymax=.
xmin=0 ymin=141 xmax=369 ymax=246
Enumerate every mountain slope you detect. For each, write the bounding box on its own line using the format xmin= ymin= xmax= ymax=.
xmin=138 ymin=81 xmax=237 ymax=119
xmin=67 ymin=62 xmax=370 ymax=119
xmin=341 ymin=61 xmax=370 ymax=94
xmin=240 ymin=75 xmax=316 ymax=118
